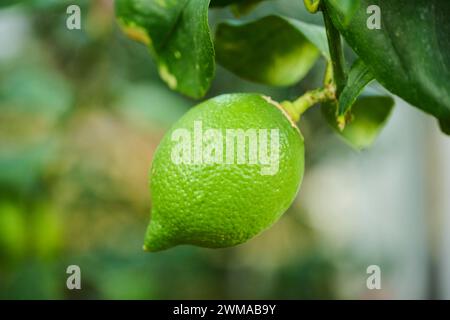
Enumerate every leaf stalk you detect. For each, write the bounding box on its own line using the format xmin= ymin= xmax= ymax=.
xmin=282 ymin=85 xmax=336 ymax=122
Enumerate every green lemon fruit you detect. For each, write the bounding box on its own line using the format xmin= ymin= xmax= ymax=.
xmin=144 ymin=93 xmax=304 ymax=252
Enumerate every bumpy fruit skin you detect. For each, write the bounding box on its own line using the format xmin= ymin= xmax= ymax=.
xmin=144 ymin=93 xmax=304 ymax=251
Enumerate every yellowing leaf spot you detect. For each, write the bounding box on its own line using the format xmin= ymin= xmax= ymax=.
xmin=119 ymin=21 xmax=152 ymax=46
xmin=159 ymin=64 xmax=178 ymax=89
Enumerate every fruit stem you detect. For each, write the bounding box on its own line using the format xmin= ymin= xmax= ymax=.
xmin=321 ymin=3 xmax=347 ymax=97
xmin=282 ymin=85 xmax=336 ymax=122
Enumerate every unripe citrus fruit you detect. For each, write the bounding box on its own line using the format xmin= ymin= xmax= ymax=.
xmin=144 ymin=93 xmax=304 ymax=251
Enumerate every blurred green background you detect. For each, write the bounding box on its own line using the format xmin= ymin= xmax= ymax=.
xmin=1 ymin=0 xmax=450 ymax=299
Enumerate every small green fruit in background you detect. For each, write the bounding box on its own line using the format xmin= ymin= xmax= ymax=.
xmin=144 ymin=93 xmax=304 ymax=252
xmin=0 ymin=202 xmax=27 ymax=262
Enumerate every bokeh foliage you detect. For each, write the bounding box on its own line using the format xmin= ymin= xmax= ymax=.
xmin=0 ymin=0 xmax=382 ymax=299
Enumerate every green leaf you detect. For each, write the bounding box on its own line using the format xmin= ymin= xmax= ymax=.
xmin=230 ymin=0 xmax=265 ymax=17
xmin=441 ymin=119 xmax=450 ymax=135
xmin=322 ymin=92 xmax=395 ymax=150
xmin=116 ymin=0 xmax=215 ymax=99
xmin=288 ymin=19 xmax=330 ymax=59
xmin=338 ymin=58 xmax=374 ymax=117
xmin=324 ymin=0 xmax=450 ymax=134
xmin=210 ymin=0 xmax=258 ymax=7
xmin=0 ymin=0 xmax=18 ymax=8
xmin=215 ymin=15 xmax=329 ymax=86
xmin=325 ymin=0 xmax=360 ymax=25
xmin=210 ymin=0 xmax=266 ymax=17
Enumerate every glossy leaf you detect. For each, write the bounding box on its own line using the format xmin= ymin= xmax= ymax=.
xmin=338 ymin=58 xmax=374 ymax=117
xmin=211 ymin=0 xmax=265 ymax=15
xmin=230 ymin=0 xmax=265 ymax=17
xmin=325 ymin=0 xmax=359 ymax=25
xmin=210 ymin=0 xmax=246 ymax=6
xmin=116 ymin=0 xmax=214 ymax=99
xmin=215 ymin=15 xmax=329 ymax=86
xmin=324 ymin=0 xmax=450 ymax=134
xmin=322 ymin=92 xmax=395 ymax=150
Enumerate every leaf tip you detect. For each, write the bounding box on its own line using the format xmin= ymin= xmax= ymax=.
xmin=304 ymin=0 xmax=321 ymax=13
xmin=337 ymin=114 xmax=346 ymax=131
